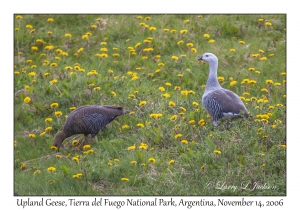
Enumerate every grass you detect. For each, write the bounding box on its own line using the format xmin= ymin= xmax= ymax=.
xmin=14 ymin=14 xmax=286 ymax=196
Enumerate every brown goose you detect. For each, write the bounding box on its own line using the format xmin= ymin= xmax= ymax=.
xmin=53 ymin=105 xmax=130 ymax=151
xmin=198 ymin=53 xmax=248 ymax=128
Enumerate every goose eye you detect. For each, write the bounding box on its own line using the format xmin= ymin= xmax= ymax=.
xmin=206 ymin=55 xmax=209 ymax=57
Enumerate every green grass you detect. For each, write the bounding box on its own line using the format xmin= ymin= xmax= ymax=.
xmin=14 ymin=14 xmax=286 ymax=196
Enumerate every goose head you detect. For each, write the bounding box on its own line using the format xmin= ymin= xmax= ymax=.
xmin=198 ymin=52 xmax=218 ymax=64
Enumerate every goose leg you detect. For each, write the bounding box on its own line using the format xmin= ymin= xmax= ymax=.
xmin=91 ymin=135 xmax=97 ymax=144
xmin=226 ymin=121 xmax=230 ymax=130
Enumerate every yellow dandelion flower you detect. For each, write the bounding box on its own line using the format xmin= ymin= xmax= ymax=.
xmin=158 ymin=86 xmax=165 ymax=92
xmin=20 ymin=163 xmax=26 ymax=170
xmin=171 ymin=55 xmax=179 ymax=61
xmin=214 ymin=150 xmax=222 ymax=155
xmin=230 ymin=81 xmax=237 ymax=86
xmin=54 ymin=154 xmax=62 ymax=159
xmin=180 ymin=29 xmax=188 ymax=34
xmin=230 ymin=48 xmax=236 ymax=52
xmin=181 ymin=139 xmax=188 ymax=144
xmin=83 ymin=145 xmax=91 ymax=150
xmin=71 ymin=140 xmax=79 ymax=146
xmin=137 ymin=123 xmax=145 ymax=128
xmin=198 ymin=119 xmax=206 ymax=126
xmin=33 ymin=170 xmax=41 ymax=175
xmin=50 ymin=146 xmax=58 ymax=151
xmin=72 ymin=174 xmax=80 ymax=179
xmin=121 ymin=178 xmax=129 ymax=181
xmin=28 ymin=72 xmax=36 ymax=77
xmin=50 ymin=103 xmax=58 ymax=108
xmin=54 ymin=111 xmax=62 ymax=117
xmin=239 ymin=40 xmax=245 ymax=44
xmin=149 ymin=26 xmax=156 ymax=31
xmin=247 ymin=80 xmax=257 ymax=85
xmin=260 ymin=163 xmax=266 ymax=168
xmin=26 ymin=24 xmax=33 ymax=29
xmin=50 ymin=79 xmax=58 ymax=85
xmin=24 ymin=97 xmax=31 ymax=103
xmin=169 ymin=101 xmax=176 ymax=107
xmin=72 ymin=157 xmax=80 ymax=163
xmin=64 ymin=33 xmax=72 ymax=38
xmin=177 ymin=40 xmax=184 ymax=45
xmin=181 ymin=90 xmax=189 ymax=96
xmin=203 ymin=33 xmax=210 ymax=39
xmin=265 ymin=22 xmax=272 ymax=26
xmin=279 ymin=144 xmax=286 ymax=149
xmin=191 ymin=48 xmax=197 ymax=53
xmin=111 ymin=91 xmax=117 ymax=97
xmin=175 ymin=134 xmax=183 ymax=139
xmin=168 ymin=160 xmax=175 ymax=165
xmin=45 ymin=126 xmax=52 ymax=132
xmin=139 ymin=101 xmax=147 ymax=106
xmin=192 ymin=101 xmax=199 ymax=107
xmin=148 ymin=158 xmax=156 ymax=164
xmin=47 ymin=167 xmax=56 ymax=172
xmin=170 ymin=115 xmax=178 ymax=121
xmin=28 ymin=133 xmax=36 ymax=138
xmin=139 ymin=143 xmax=148 ymax=150
xmin=130 ymin=160 xmax=137 ymax=165
xmin=188 ymin=120 xmax=195 ymax=125
xmin=121 ymin=124 xmax=130 ymax=130
xmin=31 ymin=46 xmax=38 ymax=51
xmin=260 ymin=57 xmax=267 ymax=61
xmin=186 ymin=43 xmax=193 ymax=47
xmin=90 ymin=24 xmax=97 ymax=29
xmin=127 ymin=144 xmax=136 ymax=151
xmin=162 ymin=93 xmax=170 ymax=98
xmin=266 ymin=80 xmax=274 ymax=85
xmin=47 ymin=17 xmax=54 ymax=22
xmin=218 ymin=77 xmax=225 ymax=83
xmin=208 ymin=39 xmax=215 ymax=43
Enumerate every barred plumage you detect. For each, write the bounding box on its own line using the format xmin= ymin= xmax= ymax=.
xmin=53 ymin=105 xmax=130 ymax=151
xmin=198 ymin=53 xmax=248 ymax=128
xmin=202 ymin=96 xmax=223 ymax=124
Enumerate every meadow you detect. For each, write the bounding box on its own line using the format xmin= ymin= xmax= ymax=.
xmin=14 ymin=14 xmax=286 ymax=196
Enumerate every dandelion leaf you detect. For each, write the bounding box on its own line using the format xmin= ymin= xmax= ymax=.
xmin=238 ymin=154 xmax=246 ymax=165
xmin=61 ymin=164 xmax=70 ymax=176
xmin=136 ymin=150 xmax=144 ymax=162
xmin=152 ymin=127 xmax=161 ymax=144
xmin=205 ymin=137 xmax=216 ymax=152
xmin=189 ymin=111 xmax=195 ymax=120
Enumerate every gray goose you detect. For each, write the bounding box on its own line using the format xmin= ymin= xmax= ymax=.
xmin=198 ymin=53 xmax=248 ymax=128
xmin=53 ymin=105 xmax=130 ymax=151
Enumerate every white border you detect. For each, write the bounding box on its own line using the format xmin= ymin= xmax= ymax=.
xmin=2 ymin=0 xmax=297 ymax=208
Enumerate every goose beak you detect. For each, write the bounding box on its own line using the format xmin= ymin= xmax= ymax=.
xmin=198 ymin=56 xmax=203 ymax=61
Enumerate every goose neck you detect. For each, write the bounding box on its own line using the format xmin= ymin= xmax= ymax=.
xmin=206 ymin=62 xmax=221 ymax=90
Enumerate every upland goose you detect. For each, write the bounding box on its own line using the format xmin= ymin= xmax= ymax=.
xmin=53 ymin=105 xmax=130 ymax=151
xmin=198 ymin=53 xmax=248 ymax=128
